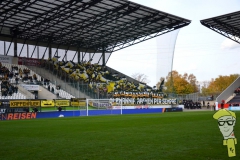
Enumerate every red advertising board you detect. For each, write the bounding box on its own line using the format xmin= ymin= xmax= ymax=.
xmin=0 ymin=112 xmax=37 ymax=120
xmin=218 ymin=104 xmax=229 ymax=109
xmin=18 ymin=57 xmax=41 ymax=66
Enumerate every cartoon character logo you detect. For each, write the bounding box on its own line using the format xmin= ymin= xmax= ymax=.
xmin=213 ymin=109 xmax=237 ymax=157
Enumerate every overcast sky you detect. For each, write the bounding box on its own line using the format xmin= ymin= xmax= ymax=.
xmin=107 ymin=0 xmax=240 ymax=87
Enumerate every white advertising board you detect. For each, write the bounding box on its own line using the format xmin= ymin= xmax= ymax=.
xmin=21 ymin=85 xmax=39 ymax=91
xmin=0 ymin=55 xmax=13 ymax=64
xmin=112 ymin=105 xmax=171 ymax=110
xmin=229 ymin=107 xmax=240 ymax=111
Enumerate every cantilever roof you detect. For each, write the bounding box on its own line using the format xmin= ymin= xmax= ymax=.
xmin=0 ymin=0 xmax=191 ymax=53
xmin=200 ymin=10 xmax=240 ymax=44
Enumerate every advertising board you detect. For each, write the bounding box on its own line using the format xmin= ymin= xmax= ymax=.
xmin=55 ymin=100 xmax=70 ymax=106
xmin=10 ymin=100 xmax=41 ymax=107
xmin=21 ymin=84 xmax=39 ymax=91
xmin=18 ymin=57 xmax=40 ymax=66
xmin=41 ymin=100 xmax=55 ymax=107
xmin=0 ymin=55 xmax=12 ymax=64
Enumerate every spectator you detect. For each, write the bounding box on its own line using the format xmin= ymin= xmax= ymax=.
xmin=198 ymin=102 xmax=202 ymax=109
xmin=8 ymin=87 xmax=13 ymax=96
xmin=24 ymin=108 xmax=29 ymax=112
xmin=57 ymin=106 xmax=62 ymax=111
xmin=51 ymin=87 xmax=54 ymax=93
xmin=207 ymin=102 xmax=210 ymax=109
xmin=221 ymin=100 xmax=225 ymax=109
xmin=33 ymin=107 xmax=38 ymax=112
xmin=221 ymin=102 xmax=224 ymax=109
xmin=15 ymin=76 xmax=19 ymax=84
xmin=15 ymin=86 xmax=18 ymax=93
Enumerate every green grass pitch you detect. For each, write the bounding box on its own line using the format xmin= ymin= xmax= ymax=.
xmin=1 ymin=111 xmax=240 ymax=160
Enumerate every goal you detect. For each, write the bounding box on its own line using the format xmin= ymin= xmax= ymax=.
xmin=86 ymin=99 xmax=123 ymax=116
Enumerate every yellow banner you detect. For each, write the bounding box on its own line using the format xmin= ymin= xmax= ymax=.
xmin=10 ymin=100 xmax=41 ymax=108
xmin=71 ymin=101 xmax=86 ymax=106
xmin=41 ymin=100 xmax=55 ymax=107
xmin=71 ymin=98 xmax=86 ymax=101
xmin=55 ymin=100 xmax=70 ymax=106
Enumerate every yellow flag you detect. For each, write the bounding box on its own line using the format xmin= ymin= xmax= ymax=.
xmin=107 ymin=82 xmax=115 ymax=93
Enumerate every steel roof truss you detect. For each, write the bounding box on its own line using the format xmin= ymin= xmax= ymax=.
xmin=55 ymin=2 xmax=132 ymax=41
xmin=87 ymin=14 xmax=168 ymax=49
xmin=213 ymin=19 xmax=240 ymax=39
xmin=71 ymin=5 xmax=140 ymax=47
xmin=0 ymin=1 xmax=12 ymax=9
xmin=18 ymin=0 xmax=76 ymax=32
xmin=84 ymin=13 xmax=163 ymax=46
xmin=0 ymin=0 xmax=191 ymax=54
xmin=0 ymin=0 xmax=30 ymax=17
xmin=109 ymin=24 xmax=182 ymax=52
xmin=204 ymin=23 xmax=240 ymax=44
xmin=22 ymin=0 xmax=103 ymax=36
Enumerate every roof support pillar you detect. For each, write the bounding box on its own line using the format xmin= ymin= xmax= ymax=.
xmin=4 ymin=41 xmax=6 ymax=55
xmin=77 ymin=50 xmax=80 ymax=63
xmin=49 ymin=44 xmax=52 ymax=59
xmin=27 ymin=44 xmax=29 ymax=58
xmin=65 ymin=54 xmax=67 ymax=61
xmin=81 ymin=52 xmax=84 ymax=62
xmin=102 ymin=47 xmax=106 ymax=66
xmin=56 ymin=49 xmax=58 ymax=57
xmin=37 ymin=46 xmax=39 ymax=59
xmin=14 ymin=38 xmax=17 ymax=57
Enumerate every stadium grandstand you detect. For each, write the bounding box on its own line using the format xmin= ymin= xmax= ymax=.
xmin=0 ymin=0 xmax=191 ymax=102
xmin=201 ymin=10 xmax=240 ymax=109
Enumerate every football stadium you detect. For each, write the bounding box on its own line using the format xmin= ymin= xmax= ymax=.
xmin=0 ymin=0 xmax=240 ymax=159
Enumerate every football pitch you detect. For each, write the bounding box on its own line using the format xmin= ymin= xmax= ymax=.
xmin=1 ymin=111 xmax=239 ymax=160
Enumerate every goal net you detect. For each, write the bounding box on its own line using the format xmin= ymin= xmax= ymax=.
xmin=86 ymin=99 xmax=123 ymax=116
xmin=71 ymin=98 xmax=87 ymax=116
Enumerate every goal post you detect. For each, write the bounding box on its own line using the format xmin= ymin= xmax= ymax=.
xmin=86 ymin=99 xmax=123 ymax=116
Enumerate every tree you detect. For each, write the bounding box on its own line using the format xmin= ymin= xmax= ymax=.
xmin=131 ymin=73 xmax=150 ymax=84
xmin=201 ymin=74 xmax=239 ymax=96
xmin=187 ymin=73 xmax=198 ymax=92
xmin=163 ymin=70 xmax=198 ymax=94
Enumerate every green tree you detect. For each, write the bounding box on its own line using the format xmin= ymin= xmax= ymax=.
xmin=163 ymin=70 xmax=198 ymax=94
xmin=201 ymin=74 xmax=239 ymax=96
